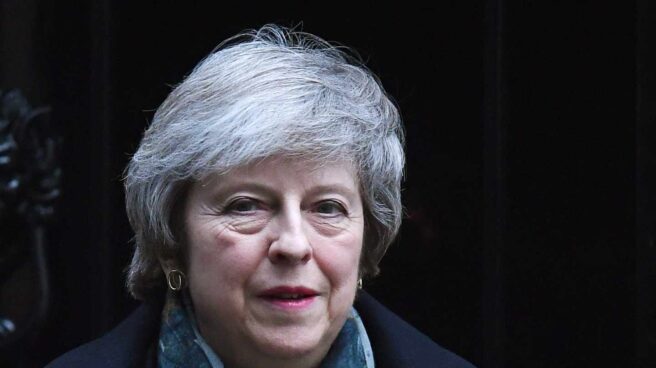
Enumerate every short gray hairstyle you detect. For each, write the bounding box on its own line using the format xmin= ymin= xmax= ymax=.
xmin=124 ymin=24 xmax=405 ymax=300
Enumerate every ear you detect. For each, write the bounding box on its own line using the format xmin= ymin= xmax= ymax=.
xmin=158 ymin=256 xmax=179 ymax=275
xmin=158 ymin=256 xmax=187 ymax=291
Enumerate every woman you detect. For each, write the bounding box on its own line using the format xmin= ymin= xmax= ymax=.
xmin=48 ymin=25 xmax=475 ymax=368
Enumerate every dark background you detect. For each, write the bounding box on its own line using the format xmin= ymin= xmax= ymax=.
xmin=0 ymin=1 xmax=654 ymax=367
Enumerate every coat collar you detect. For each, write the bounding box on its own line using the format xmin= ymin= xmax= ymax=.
xmin=47 ymin=291 xmax=475 ymax=368
xmin=354 ymin=291 xmax=476 ymax=368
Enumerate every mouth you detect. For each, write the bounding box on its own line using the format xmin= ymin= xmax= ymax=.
xmin=258 ymin=286 xmax=319 ymax=310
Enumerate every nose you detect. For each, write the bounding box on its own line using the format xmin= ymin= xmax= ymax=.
xmin=268 ymin=206 xmax=312 ymax=265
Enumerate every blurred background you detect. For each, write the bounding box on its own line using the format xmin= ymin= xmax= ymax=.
xmin=0 ymin=1 xmax=654 ymax=367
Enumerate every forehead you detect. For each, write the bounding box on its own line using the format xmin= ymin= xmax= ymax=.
xmin=199 ymin=156 xmax=360 ymax=192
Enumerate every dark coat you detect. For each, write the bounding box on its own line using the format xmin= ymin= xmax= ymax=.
xmin=46 ymin=292 xmax=476 ymax=368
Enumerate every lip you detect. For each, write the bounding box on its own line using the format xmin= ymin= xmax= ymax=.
xmin=258 ymin=286 xmax=319 ymax=310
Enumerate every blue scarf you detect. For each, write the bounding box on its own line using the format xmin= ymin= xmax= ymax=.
xmin=157 ymin=292 xmax=375 ymax=368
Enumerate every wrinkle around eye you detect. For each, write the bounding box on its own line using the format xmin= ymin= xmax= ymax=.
xmin=309 ymin=212 xmax=363 ymax=237
xmin=195 ymin=205 xmax=270 ymax=235
xmin=223 ymin=214 xmax=270 ymax=234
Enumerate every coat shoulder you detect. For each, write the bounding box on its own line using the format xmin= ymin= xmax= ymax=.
xmin=355 ymin=292 xmax=476 ymax=368
xmin=46 ymin=299 xmax=161 ymax=368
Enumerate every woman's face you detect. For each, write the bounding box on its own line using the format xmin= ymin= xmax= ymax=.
xmin=184 ymin=157 xmax=364 ymax=367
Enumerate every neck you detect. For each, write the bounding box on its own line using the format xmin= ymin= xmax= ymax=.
xmin=221 ymin=351 xmax=325 ymax=368
xmin=201 ymin=322 xmax=335 ymax=368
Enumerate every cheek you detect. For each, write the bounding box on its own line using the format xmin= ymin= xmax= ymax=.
xmin=313 ymin=234 xmax=362 ymax=322
xmin=313 ymin=231 xmax=363 ymax=287
xmin=187 ymin=226 xmax=264 ymax=298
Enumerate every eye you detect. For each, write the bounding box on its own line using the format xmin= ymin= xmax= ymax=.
xmin=225 ymin=197 xmax=261 ymax=214
xmin=314 ymin=200 xmax=347 ymax=217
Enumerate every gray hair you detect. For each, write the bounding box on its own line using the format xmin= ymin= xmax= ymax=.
xmin=124 ymin=24 xmax=405 ymax=300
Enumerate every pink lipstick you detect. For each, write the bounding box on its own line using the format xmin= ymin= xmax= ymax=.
xmin=258 ymin=286 xmax=318 ymax=310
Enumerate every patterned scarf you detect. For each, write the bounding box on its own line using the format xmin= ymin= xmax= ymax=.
xmin=157 ymin=291 xmax=375 ymax=368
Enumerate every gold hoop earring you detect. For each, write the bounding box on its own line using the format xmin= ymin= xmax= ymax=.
xmin=167 ymin=269 xmax=186 ymax=291
xmin=357 ymin=278 xmax=363 ymax=290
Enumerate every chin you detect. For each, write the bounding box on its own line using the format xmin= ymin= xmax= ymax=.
xmin=253 ymin=328 xmax=328 ymax=359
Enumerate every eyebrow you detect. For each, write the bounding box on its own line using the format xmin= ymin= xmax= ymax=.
xmin=195 ymin=180 xmax=267 ymax=202
xmin=211 ymin=182 xmax=278 ymax=197
xmin=304 ymin=184 xmax=360 ymax=202
xmin=208 ymin=181 xmax=360 ymax=203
